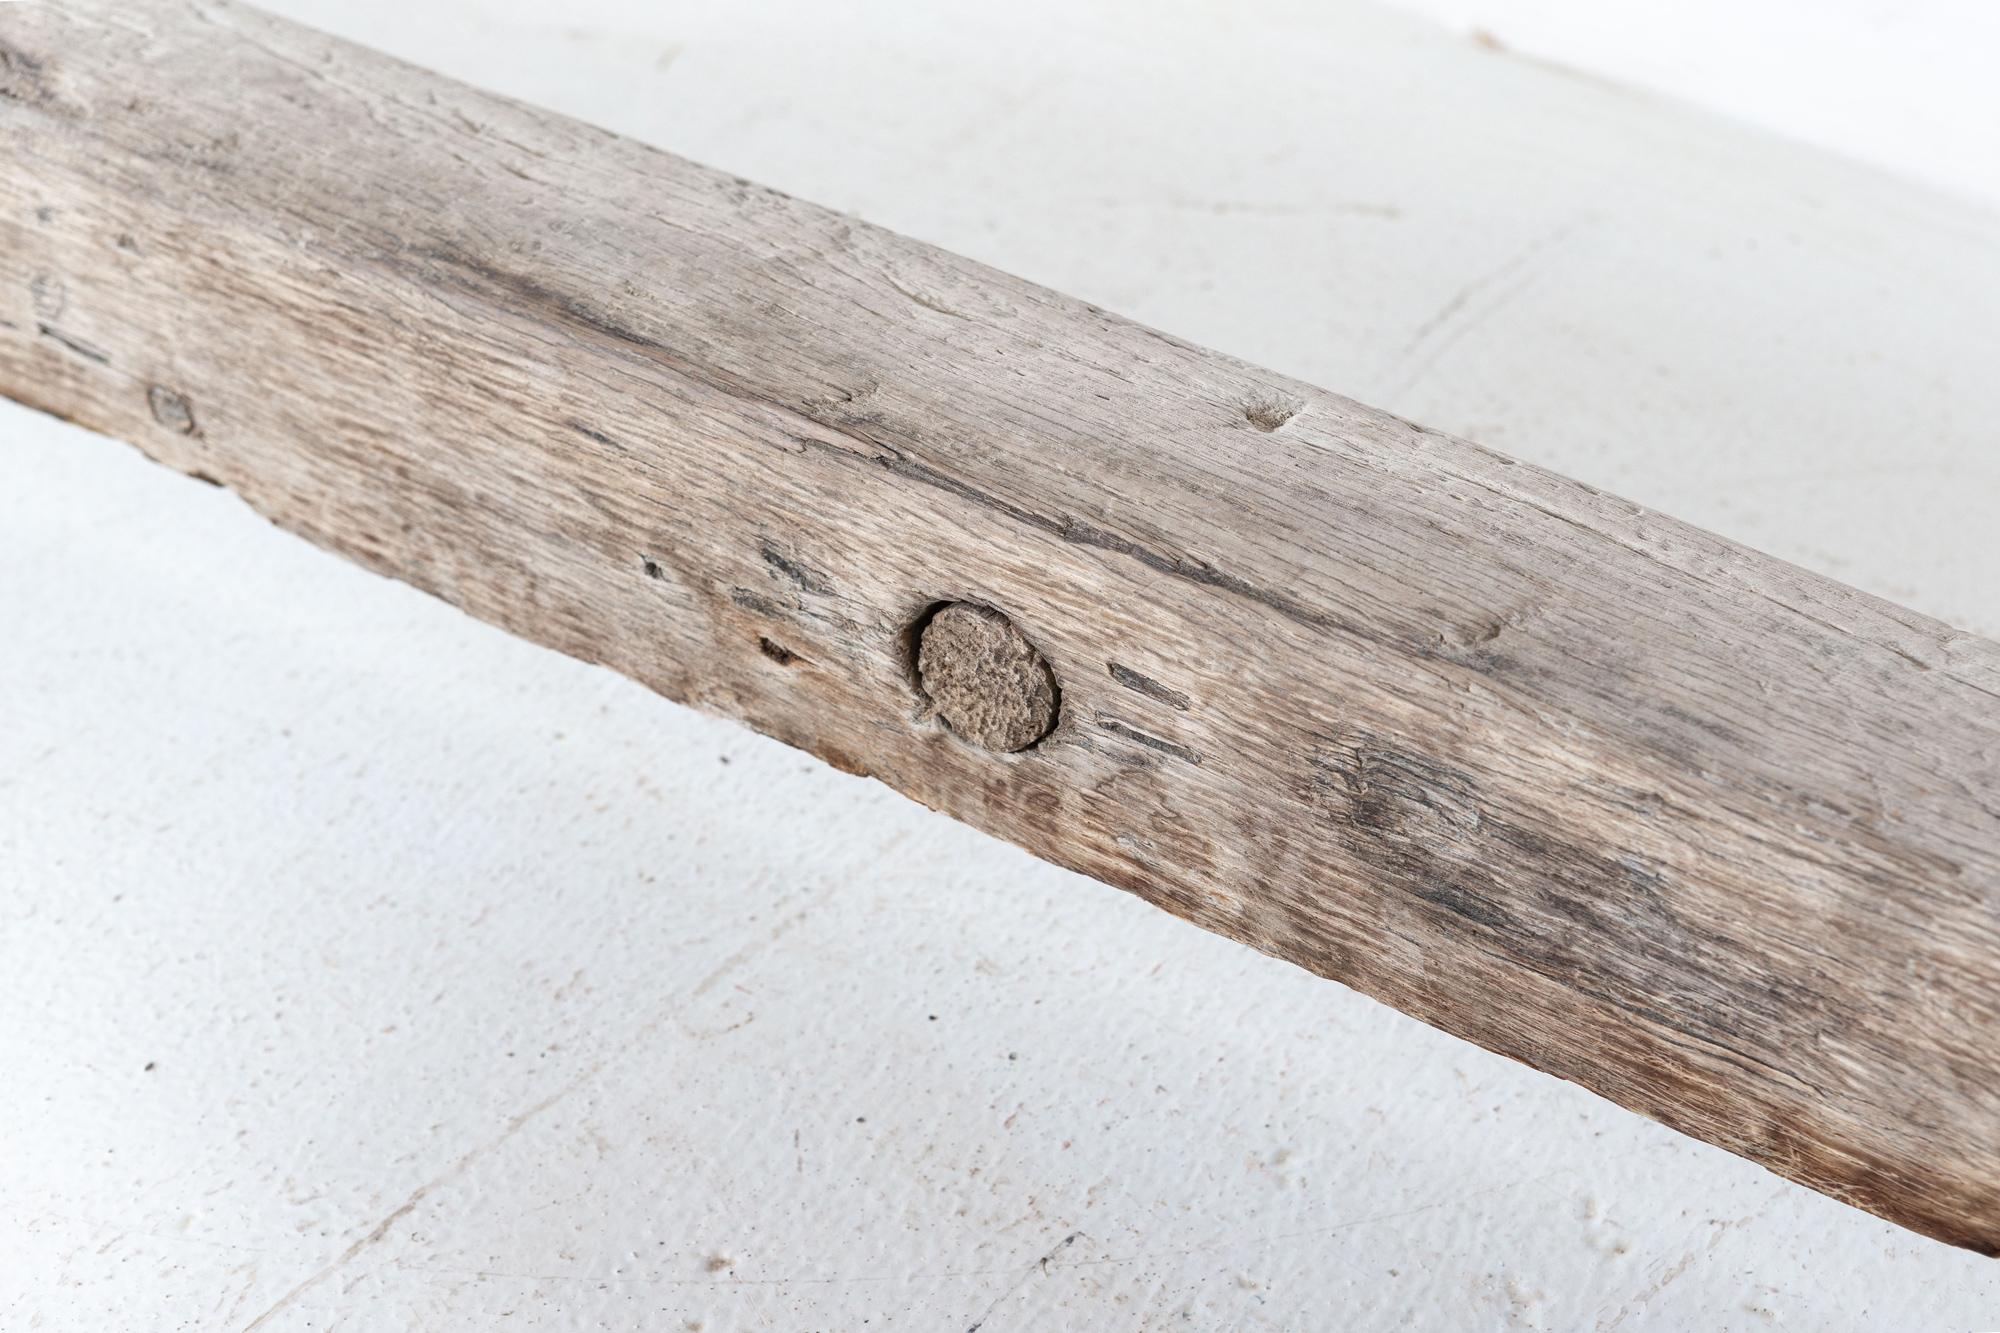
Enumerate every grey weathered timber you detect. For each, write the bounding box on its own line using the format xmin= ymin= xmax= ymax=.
xmin=4 ymin=0 xmax=1998 ymax=1252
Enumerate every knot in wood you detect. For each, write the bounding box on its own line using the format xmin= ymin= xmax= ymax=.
xmin=915 ymin=603 xmax=1059 ymax=753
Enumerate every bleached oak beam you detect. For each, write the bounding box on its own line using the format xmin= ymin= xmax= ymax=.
xmin=5 ymin=0 xmax=1998 ymax=1251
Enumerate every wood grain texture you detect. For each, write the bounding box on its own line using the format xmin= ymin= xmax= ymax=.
xmin=4 ymin=0 xmax=1997 ymax=1251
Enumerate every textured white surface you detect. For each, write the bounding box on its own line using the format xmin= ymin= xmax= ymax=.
xmin=5 ymin=1 xmax=1999 ymax=1328
xmin=1372 ymin=0 xmax=2000 ymax=213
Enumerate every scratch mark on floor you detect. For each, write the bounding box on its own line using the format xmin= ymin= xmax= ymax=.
xmin=1058 ymin=1164 xmax=1582 ymax=1272
xmin=687 ymin=881 xmax=845 ymax=1000
xmin=1390 ymin=220 xmax=1583 ymax=397
xmin=238 ymin=1077 xmax=593 ymax=1330
xmin=1594 ymin=1199 xmax=1775 ymax=1331
xmin=237 ymin=867 xmax=865 ymax=1329
xmin=965 ymin=1230 xmax=1082 ymax=1332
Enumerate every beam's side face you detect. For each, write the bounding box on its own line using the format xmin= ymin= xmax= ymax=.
xmin=4 ymin=0 xmax=1997 ymax=1251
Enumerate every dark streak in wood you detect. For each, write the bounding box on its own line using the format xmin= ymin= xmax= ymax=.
xmin=37 ymin=324 xmax=110 ymax=365
xmin=1107 ymin=662 xmax=1191 ymax=711
xmin=1096 ymin=714 xmax=1201 ymax=765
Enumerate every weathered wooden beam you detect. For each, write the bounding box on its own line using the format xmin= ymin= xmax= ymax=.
xmin=5 ymin=0 xmax=1998 ymax=1251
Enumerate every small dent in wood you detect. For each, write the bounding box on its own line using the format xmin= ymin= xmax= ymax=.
xmin=1243 ymin=397 xmax=1300 ymax=432
xmin=803 ymin=378 xmax=884 ymax=431
xmin=759 ymin=539 xmax=833 ymax=596
xmin=147 ymin=384 xmax=198 ymax=435
xmin=1312 ymin=732 xmax=1483 ymax=845
xmin=729 ymin=586 xmax=789 ymax=618
xmin=29 ymin=272 xmax=65 ymax=320
xmin=758 ymin=636 xmax=803 ymax=667
xmin=569 ymin=419 xmax=626 ymax=452
xmin=912 ymin=602 xmax=1060 ymax=754
xmin=0 ymin=39 xmax=57 ymax=110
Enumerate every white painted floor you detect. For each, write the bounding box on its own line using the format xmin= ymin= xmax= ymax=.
xmin=5 ymin=1 xmax=1998 ymax=1328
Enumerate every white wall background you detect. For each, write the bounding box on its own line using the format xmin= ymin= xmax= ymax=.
xmin=5 ymin=1 xmax=1999 ymax=1329
xmin=1376 ymin=0 xmax=2000 ymax=211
